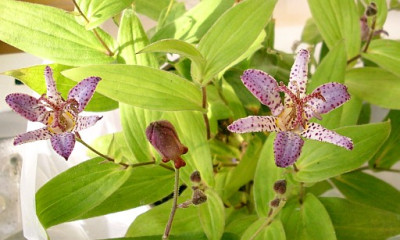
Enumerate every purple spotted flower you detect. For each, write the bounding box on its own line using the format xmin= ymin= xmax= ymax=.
xmin=228 ymin=49 xmax=353 ymax=168
xmin=5 ymin=66 xmax=102 ymax=160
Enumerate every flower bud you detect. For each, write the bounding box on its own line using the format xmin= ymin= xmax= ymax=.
xmin=366 ymin=2 xmax=377 ymax=17
xmin=192 ymin=189 xmax=207 ymax=205
xmin=190 ymin=170 xmax=201 ymax=183
xmin=146 ymin=120 xmax=188 ymax=169
xmin=273 ymin=179 xmax=287 ymax=195
xmin=270 ymin=198 xmax=280 ymax=208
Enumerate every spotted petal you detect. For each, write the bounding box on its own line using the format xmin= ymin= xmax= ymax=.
xmin=301 ymin=122 xmax=353 ymax=150
xmin=14 ymin=127 xmax=52 ymax=145
xmin=44 ymin=66 xmax=63 ymax=104
xmin=241 ymin=69 xmax=283 ymax=116
xmin=304 ymin=82 xmax=350 ymax=120
xmin=274 ymin=131 xmax=304 ymax=167
xmin=288 ymin=49 xmax=309 ymax=98
xmin=73 ymin=115 xmax=103 ymax=132
xmin=5 ymin=93 xmax=48 ymax=123
xmin=228 ymin=116 xmax=279 ymax=133
xmin=51 ymin=132 xmax=76 ymax=160
xmin=68 ymin=76 xmax=101 ymax=112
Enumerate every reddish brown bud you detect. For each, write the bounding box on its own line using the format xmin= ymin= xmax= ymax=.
xmin=366 ymin=2 xmax=377 ymax=16
xmin=192 ymin=189 xmax=207 ymax=205
xmin=273 ymin=180 xmax=287 ymax=194
xmin=270 ymin=198 xmax=280 ymax=208
xmin=190 ymin=170 xmax=201 ymax=183
xmin=146 ymin=120 xmax=188 ymax=169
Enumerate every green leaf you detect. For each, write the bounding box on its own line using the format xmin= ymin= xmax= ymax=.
xmin=371 ymin=110 xmax=400 ymax=168
xmin=331 ymin=171 xmax=400 ymax=214
xmin=308 ymin=0 xmax=360 ymax=59
xmin=36 ymin=158 xmax=131 ymax=228
xmin=225 ymin=210 xmax=259 ymax=237
xmin=199 ymin=189 xmax=225 ymax=240
xmin=80 ymin=165 xmax=174 ymax=219
xmin=357 ymin=103 xmax=371 ymax=125
xmin=126 ymin=190 xmax=202 ymax=237
xmin=138 ymin=39 xmax=206 ymax=81
xmin=281 ymin=194 xmax=336 ymax=240
xmin=308 ymin=42 xmax=346 ymax=129
xmin=253 ymin=133 xmax=285 ymax=217
xmin=339 ymin=94 xmax=363 ymax=127
xmin=76 ymin=0 xmax=135 ymax=29
xmin=0 ymin=0 xmax=114 ymax=66
xmin=3 ymin=64 xmax=118 ymax=112
xmin=88 ymin=132 xmax=136 ymax=164
xmin=151 ymin=0 xmax=234 ymax=43
xmin=117 ymin=8 xmax=158 ymax=68
xmin=223 ymin=137 xmax=262 ymax=200
xmin=295 ymin=122 xmax=391 ymax=183
xmin=163 ymin=111 xmax=214 ymax=186
xmin=62 ymin=65 xmax=203 ymax=112
xmin=241 ymin=219 xmax=286 ymax=240
xmin=320 ymin=197 xmax=400 ymax=240
xmin=134 ymin=0 xmax=172 ymax=20
xmin=301 ymin=18 xmax=322 ymax=44
xmin=346 ymin=67 xmax=400 ymax=109
xmin=199 ymin=0 xmax=277 ymax=83
xmin=362 ymin=39 xmax=400 ymax=77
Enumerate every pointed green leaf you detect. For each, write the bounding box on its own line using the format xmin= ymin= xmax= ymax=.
xmin=281 ymin=194 xmax=336 ymax=240
xmin=151 ymin=0 xmax=234 ymax=43
xmin=339 ymin=94 xmax=363 ymax=126
xmin=295 ymin=122 xmax=391 ymax=183
xmin=134 ymin=0 xmax=172 ymax=20
xmin=62 ymin=65 xmax=203 ymax=112
xmin=199 ymin=0 xmax=278 ymax=82
xmin=307 ymin=0 xmax=360 ymax=59
xmin=75 ymin=0 xmax=135 ymax=29
xmin=36 ymin=158 xmax=131 ymax=228
xmin=163 ymin=111 xmax=214 ymax=186
xmin=321 ymin=197 xmax=400 ymax=240
xmin=308 ymin=42 xmax=346 ymax=129
xmin=362 ymin=39 xmax=400 ymax=77
xmin=371 ymin=110 xmax=400 ymax=168
xmin=0 ymin=0 xmax=114 ymax=66
xmin=80 ymin=165 xmax=174 ymax=219
xmin=301 ymin=18 xmax=322 ymax=44
xmin=3 ymin=64 xmax=118 ymax=112
xmin=241 ymin=219 xmax=286 ymax=240
xmin=253 ymin=133 xmax=285 ymax=217
xmin=199 ymin=189 xmax=225 ymax=240
xmin=332 ymin=171 xmax=400 ymax=214
xmin=346 ymin=67 xmax=400 ymax=109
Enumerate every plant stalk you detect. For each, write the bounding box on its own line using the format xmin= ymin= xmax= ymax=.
xmin=202 ymin=86 xmax=211 ymax=140
xmin=163 ymin=168 xmax=180 ymax=240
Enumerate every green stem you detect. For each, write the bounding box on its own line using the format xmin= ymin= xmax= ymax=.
xmin=72 ymin=0 xmax=114 ymax=56
xmin=163 ymin=168 xmax=180 ymax=240
xmin=202 ymin=86 xmax=211 ymax=140
xmin=249 ymin=198 xmax=287 ymax=240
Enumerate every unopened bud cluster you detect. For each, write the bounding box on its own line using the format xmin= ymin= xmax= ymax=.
xmin=269 ymin=179 xmax=287 ymax=209
xmin=179 ymin=170 xmax=207 ymax=208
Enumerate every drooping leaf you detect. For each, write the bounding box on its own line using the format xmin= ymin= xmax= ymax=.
xmin=199 ymin=189 xmax=225 ymax=240
xmin=281 ymin=194 xmax=336 ymax=240
xmin=332 ymin=171 xmax=400 ymax=214
xmin=253 ymin=133 xmax=285 ymax=217
xmin=0 ymin=0 xmax=114 ymax=66
xmin=152 ymin=0 xmax=234 ymax=43
xmin=371 ymin=110 xmax=400 ymax=168
xmin=295 ymin=122 xmax=391 ymax=183
xmin=163 ymin=111 xmax=214 ymax=186
xmin=198 ymin=0 xmax=278 ymax=83
xmin=80 ymin=165 xmax=174 ymax=219
xmin=346 ymin=67 xmax=400 ymax=109
xmin=362 ymin=39 xmax=400 ymax=77
xmin=62 ymin=65 xmax=203 ymax=112
xmin=308 ymin=0 xmax=360 ymax=59
xmin=321 ymin=197 xmax=400 ymax=240
xmin=3 ymin=64 xmax=118 ymax=112
xmin=36 ymin=158 xmax=131 ymax=228
xmin=75 ymin=0 xmax=135 ymax=29
xmin=241 ymin=219 xmax=286 ymax=240
xmin=126 ymin=190 xmax=202 ymax=237
xmin=308 ymin=42 xmax=346 ymax=129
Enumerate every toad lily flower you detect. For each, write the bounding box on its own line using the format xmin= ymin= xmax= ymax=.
xmin=5 ymin=66 xmax=102 ymax=160
xmin=228 ymin=49 xmax=353 ymax=168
